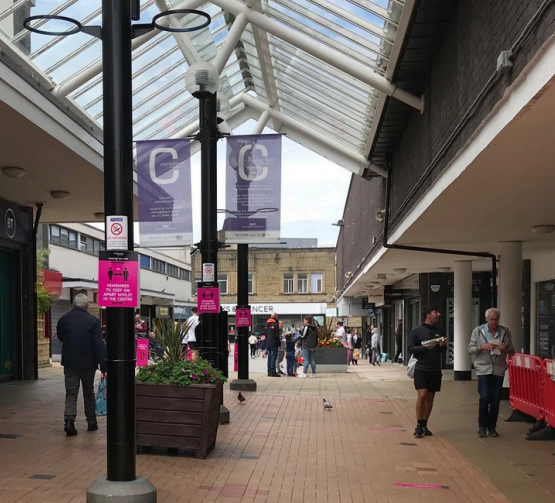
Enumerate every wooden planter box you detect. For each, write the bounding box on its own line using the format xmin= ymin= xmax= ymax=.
xmin=314 ymin=347 xmax=348 ymax=373
xmin=136 ymin=381 xmax=223 ymax=459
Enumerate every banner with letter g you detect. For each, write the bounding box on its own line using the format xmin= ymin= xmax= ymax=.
xmin=137 ymin=139 xmax=193 ymax=247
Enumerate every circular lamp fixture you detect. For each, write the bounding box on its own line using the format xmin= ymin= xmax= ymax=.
xmin=216 ymin=93 xmax=230 ymax=120
xmin=2 ymin=166 xmax=26 ymax=178
xmin=50 ymin=190 xmax=70 ymax=200
xmin=438 ymin=267 xmax=451 ymax=272
xmin=532 ymin=225 xmax=555 ymax=235
xmin=94 ymin=212 xmax=105 ymax=220
xmin=393 ymin=268 xmax=406 ymax=273
xmin=184 ymin=61 xmax=219 ymax=96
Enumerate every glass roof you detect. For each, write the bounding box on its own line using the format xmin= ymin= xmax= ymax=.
xmin=1 ymin=0 xmax=405 ymax=169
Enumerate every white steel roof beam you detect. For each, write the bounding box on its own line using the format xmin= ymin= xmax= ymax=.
xmin=213 ymin=13 xmax=248 ymax=74
xmin=251 ymin=110 xmax=270 ymax=134
xmin=241 ymin=93 xmax=387 ymax=177
xmin=209 ymin=0 xmax=423 ymax=111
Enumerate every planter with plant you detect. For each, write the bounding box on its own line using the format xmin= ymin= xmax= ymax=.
xmin=314 ymin=319 xmax=348 ymax=372
xmin=135 ymin=319 xmax=226 ymax=458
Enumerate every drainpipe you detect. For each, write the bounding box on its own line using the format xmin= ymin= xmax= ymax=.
xmin=32 ymin=203 xmax=43 ymax=380
xmin=382 ymin=172 xmax=497 ymax=308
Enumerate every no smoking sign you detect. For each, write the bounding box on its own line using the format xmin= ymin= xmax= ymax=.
xmin=106 ymin=215 xmax=128 ymax=250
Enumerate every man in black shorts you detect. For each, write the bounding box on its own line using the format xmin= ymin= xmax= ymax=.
xmin=408 ymin=305 xmax=447 ymax=438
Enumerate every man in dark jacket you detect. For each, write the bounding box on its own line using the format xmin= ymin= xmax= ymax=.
xmin=298 ymin=316 xmax=318 ymax=377
xmin=264 ymin=312 xmax=281 ymax=377
xmin=407 ymin=305 xmax=447 ymax=438
xmin=57 ymin=294 xmax=107 ymax=436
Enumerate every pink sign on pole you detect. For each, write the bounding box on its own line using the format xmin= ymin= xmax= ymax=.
xmin=198 ymin=287 xmax=220 ymax=313
xmin=236 ymin=308 xmax=251 ymax=327
xmin=98 ymin=251 xmax=139 ymax=308
xmin=234 ymin=341 xmax=238 ymax=372
xmin=136 ymin=338 xmax=149 ymax=367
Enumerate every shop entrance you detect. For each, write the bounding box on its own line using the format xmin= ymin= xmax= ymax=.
xmin=0 ymin=249 xmax=16 ymax=380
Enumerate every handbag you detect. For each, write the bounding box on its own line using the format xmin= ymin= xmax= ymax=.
xmin=353 ymin=349 xmax=360 ymax=360
xmin=95 ymin=376 xmax=107 ymax=416
xmin=407 ymin=355 xmax=418 ymax=379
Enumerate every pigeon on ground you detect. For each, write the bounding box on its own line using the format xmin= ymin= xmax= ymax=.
xmin=322 ymin=398 xmax=333 ymax=411
xmin=238 ymin=392 xmax=246 ymax=404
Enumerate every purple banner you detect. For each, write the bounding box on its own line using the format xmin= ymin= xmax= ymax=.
xmin=224 ymin=134 xmax=282 ymax=243
xmin=137 ymin=139 xmax=193 ymax=247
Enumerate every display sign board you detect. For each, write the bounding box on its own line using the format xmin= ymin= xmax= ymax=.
xmin=106 ymin=215 xmax=128 ymax=250
xmin=0 ymin=199 xmax=28 ymax=244
xmin=361 ymin=298 xmax=375 ymax=310
xmin=198 ymin=287 xmax=220 ymax=313
xmin=203 ymin=262 xmax=215 ymax=282
xmin=236 ymin=308 xmax=252 ymax=327
xmin=136 ymin=338 xmax=149 ymax=367
xmin=98 ymin=251 xmax=139 ymax=308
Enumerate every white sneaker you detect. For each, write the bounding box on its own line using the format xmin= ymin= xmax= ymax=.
xmin=310 ymin=374 xmax=316 ymax=378
xmin=298 ymin=373 xmax=306 ymax=378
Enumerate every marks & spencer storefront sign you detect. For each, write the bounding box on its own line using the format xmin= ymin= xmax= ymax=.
xmin=221 ymin=303 xmax=327 ymax=315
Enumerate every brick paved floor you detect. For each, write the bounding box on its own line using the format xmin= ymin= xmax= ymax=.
xmin=0 ymin=357 xmax=551 ymax=502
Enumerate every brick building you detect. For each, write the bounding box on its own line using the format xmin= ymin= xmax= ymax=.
xmin=192 ymin=242 xmax=336 ymax=335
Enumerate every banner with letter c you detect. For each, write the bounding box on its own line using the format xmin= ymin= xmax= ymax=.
xmin=137 ymin=139 xmax=193 ymax=247
xmin=224 ymin=134 xmax=282 ymax=243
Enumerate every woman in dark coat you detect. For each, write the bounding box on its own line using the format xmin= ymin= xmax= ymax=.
xmin=351 ymin=328 xmax=362 ymax=365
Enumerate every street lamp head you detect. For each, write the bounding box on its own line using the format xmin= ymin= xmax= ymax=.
xmin=185 ymin=62 xmax=219 ymax=96
xmin=216 ymin=93 xmax=231 ymax=121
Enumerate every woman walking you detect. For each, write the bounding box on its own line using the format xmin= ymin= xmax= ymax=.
xmin=351 ymin=328 xmax=362 ymax=365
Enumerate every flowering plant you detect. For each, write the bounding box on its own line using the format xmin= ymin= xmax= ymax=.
xmin=136 ymin=358 xmax=226 ymax=386
xmin=317 ymin=337 xmax=344 ymax=348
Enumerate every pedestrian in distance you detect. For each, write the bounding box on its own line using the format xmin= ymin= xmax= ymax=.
xmin=265 ymin=312 xmax=281 ymax=377
xmin=285 ymin=332 xmax=300 ymax=376
xmin=298 ymin=316 xmax=318 ymax=377
xmin=393 ymin=320 xmax=403 ymax=364
xmin=351 ymin=328 xmax=362 ymax=365
xmin=182 ymin=307 xmax=199 ymax=351
xmin=57 ymin=294 xmax=107 ymax=436
xmin=468 ymin=308 xmax=515 ymax=437
xmin=276 ymin=320 xmax=286 ymax=375
xmin=408 ymin=305 xmax=447 ymax=438
xmin=248 ymin=333 xmax=257 ymax=358
xmin=370 ymin=325 xmax=381 ymax=366
xmin=134 ymin=313 xmax=147 ymax=338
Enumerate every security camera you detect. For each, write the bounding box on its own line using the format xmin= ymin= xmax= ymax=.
xmin=375 ymin=210 xmax=385 ymax=222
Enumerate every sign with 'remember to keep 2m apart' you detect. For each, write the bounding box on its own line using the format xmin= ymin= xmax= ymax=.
xmin=98 ymin=251 xmax=139 ymax=308
xmin=197 ymin=287 xmax=220 ymax=313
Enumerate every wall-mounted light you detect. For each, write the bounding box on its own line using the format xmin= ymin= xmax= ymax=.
xmin=532 ymin=225 xmax=555 ymax=235
xmin=332 ymin=219 xmax=344 ymax=227
xmin=2 ymin=166 xmax=26 ymax=178
xmin=438 ymin=267 xmax=451 ymax=272
xmin=393 ymin=268 xmax=406 ymax=273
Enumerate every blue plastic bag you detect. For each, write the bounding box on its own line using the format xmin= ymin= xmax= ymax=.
xmin=381 ymin=352 xmax=388 ymax=363
xmin=95 ymin=376 xmax=107 ymax=416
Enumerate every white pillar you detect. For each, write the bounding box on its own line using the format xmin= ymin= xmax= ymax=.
xmin=498 ymin=242 xmax=523 ymax=337
xmin=454 ymin=260 xmax=473 ymax=380
xmin=498 ymin=241 xmax=522 ymax=397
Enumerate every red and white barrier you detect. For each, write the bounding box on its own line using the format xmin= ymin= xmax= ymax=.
xmin=542 ymin=359 xmax=555 ymax=427
xmin=508 ymin=354 xmax=545 ymax=421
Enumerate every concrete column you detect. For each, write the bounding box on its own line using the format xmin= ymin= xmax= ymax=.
xmin=454 ymin=260 xmax=472 ymax=381
xmin=498 ymin=242 xmax=523 ymax=338
xmin=498 ymin=241 xmax=522 ymax=398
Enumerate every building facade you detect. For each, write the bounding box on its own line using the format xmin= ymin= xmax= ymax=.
xmin=192 ymin=245 xmax=336 ymax=335
xmin=336 ymin=1 xmax=555 ymax=375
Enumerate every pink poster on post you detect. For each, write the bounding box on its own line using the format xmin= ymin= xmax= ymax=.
xmin=136 ymin=339 xmax=149 ymax=367
xmin=197 ymin=287 xmax=220 ymax=313
xmin=98 ymin=251 xmax=139 ymax=308
xmin=234 ymin=341 xmax=238 ymax=371
xmin=236 ymin=308 xmax=251 ymax=327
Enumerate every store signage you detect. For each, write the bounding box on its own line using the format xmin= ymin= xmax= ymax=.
xmin=325 ymin=307 xmax=338 ymax=318
xmin=361 ymin=298 xmax=375 ymax=310
xmin=198 ymin=287 xmax=220 ymax=313
xmin=136 ymin=339 xmax=149 ymax=367
xmin=221 ymin=303 xmax=328 ymax=315
xmin=42 ymin=270 xmax=63 ymax=296
xmin=236 ymin=308 xmax=251 ymax=327
xmin=156 ymin=306 xmax=170 ymax=318
xmin=0 ymin=200 xmax=28 ymax=244
xmin=98 ymin=251 xmax=139 ymax=308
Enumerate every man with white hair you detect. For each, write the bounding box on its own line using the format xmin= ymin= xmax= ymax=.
xmin=57 ymin=293 xmax=107 ymax=436
xmin=468 ymin=308 xmax=515 ymax=438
